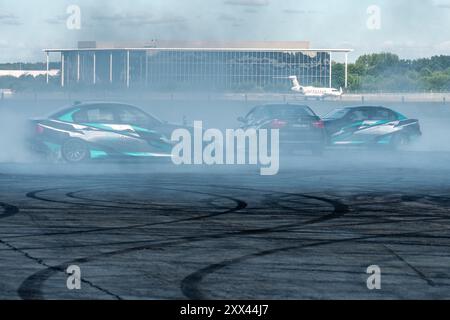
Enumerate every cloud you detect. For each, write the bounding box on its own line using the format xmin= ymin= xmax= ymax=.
xmin=218 ymin=13 xmax=241 ymax=22
xmin=433 ymin=0 xmax=450 ymax=9
xmin=90 ymin=12 xmax=186 ymax=26
xmin=45 ymin=15 xmax=67 ymax=25
xmin=435 ymin=41 xmax=450 ymax=51
xmin=0 ymin=13 xmax=21 ymax=25
xmin=283 ymin=9 xmax=320 ymax=15
xmin=1 ymin=0 xmax=450 ymax=62
xmin=243 ymin=8 xmax=259 ymax=13
xmin=224 ymin=0 xmax=269 ymax=7
xmin=217 ymin=13 xmax=245 ymax=27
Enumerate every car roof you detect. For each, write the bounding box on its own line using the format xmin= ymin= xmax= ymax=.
xmin=247 ymin=104 xmax=316 ymax=118
xmin=71 ymin=101 xmax=140 ymax=109
xmin=343 ymin=105 xmax=390 ymax=110
xmin=49 ymin=101 xmax=148 ymax=120
xmin=251 ymin=104 xmax=313 ymax=112
xmin=258 ymin=103 xmax=311 ymax=108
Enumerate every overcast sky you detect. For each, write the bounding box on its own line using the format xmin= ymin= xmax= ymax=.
xmin=1 ymin=0 xmax=450 ymax=62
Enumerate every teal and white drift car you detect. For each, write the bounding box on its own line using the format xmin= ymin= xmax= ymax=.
xmin=322 ymin=106 xmax=422 ymax=149
xmin=28 ymin=102 xmax=177 ymax=163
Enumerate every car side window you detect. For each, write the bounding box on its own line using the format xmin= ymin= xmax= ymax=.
xmin=117 ymin=108 xmax=160 ymax=127
xmin=371 ymin=109 xmax=397 ymax=121
xmin=72 ymin=110 xmax=88 ymax=123
xmin=73 ymin=108 xmax=115 ymax=123
xmin=347 ymin=110 xmax=370 ymax=122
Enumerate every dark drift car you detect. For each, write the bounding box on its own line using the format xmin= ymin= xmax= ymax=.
xmin=238 ymin=104 xmax=327 ymax=155
xmin=28 ymin=102 xmax=178 ymax=163
xmin=322 ymin=106 xmax=422 ymax=149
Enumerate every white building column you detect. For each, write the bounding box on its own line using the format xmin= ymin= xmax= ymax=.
xmin=93 ymin=52 xmax=96 ymax=85
xmin=61 ymin=52 xmax=65 ymax=87
xmin=345 ymin=52 xmax=349 ymax=89
xmin=77 ymin=53 xmax=80 ymax=83
xmin=46 ymin=52 xmax=49 ymax=84
xmin=109 ymin=53 xmax=113 ymax=83
xmin=329 ymin=52 xmax=333 ymax=88
xmin=145 ymin=52 xmax=148 ymax=87
xmin=126 ymin=50 xmax=130 ymax=88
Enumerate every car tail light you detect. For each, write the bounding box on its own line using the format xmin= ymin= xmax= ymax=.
xmin=312 ymin=120 xmax=325 ymax=129
xmin=36 ymin=125 xmax=45 ymax=135
xmin=271 ymin=119 xmax=288 ymax=129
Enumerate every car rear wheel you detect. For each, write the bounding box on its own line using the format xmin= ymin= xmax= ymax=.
xmin=61 ymin=139 xmax=90 ymax=163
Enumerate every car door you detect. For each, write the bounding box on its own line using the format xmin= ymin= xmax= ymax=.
xmin=358 ymin=108 xmax=400 ymax=138
xmin=73 ymin=106 xmax=149 ymax=154
xmin=115 ymin=106 xmax=171 ymax=152
xmin=329 ymin=109 xmax=372 ymax=144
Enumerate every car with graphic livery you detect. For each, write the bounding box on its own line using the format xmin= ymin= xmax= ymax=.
xmin=27 ymin=102 xmax=181 ymax=163
xmin=322 ymin=106 xmax=422 ymax=149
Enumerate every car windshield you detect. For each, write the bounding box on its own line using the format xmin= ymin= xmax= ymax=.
xmin=323 ymin=108 xmax=350 ymax=120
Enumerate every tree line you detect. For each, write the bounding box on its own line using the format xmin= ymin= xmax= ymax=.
xmin=333 ymin=53 xmax=450 ymax=92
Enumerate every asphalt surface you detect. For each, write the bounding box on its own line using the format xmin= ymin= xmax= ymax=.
xmin=0 ymin=151 xmax=450 ymax=300
xmin=1 ymin=96 xmax=450 ymax=299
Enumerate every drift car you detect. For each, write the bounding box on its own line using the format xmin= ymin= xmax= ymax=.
xmin=28 ymin=102 xmax=177 ymax=163
xmin=322 ymin=106 xmax=422 ymax=148
xmin=238 ymin=104 xmax=327 ymax=155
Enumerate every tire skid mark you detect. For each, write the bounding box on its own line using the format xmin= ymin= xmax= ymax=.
xmin=9 ymin=186 xmax=246 ymax=239
xmin=179 ymin=190 xmax=350 ymax=300
xmin=0 ymin=202 xmax=20 ymax=219
xmin=16 ymin=221 xmax=329 ymax=300
xmin=175 ymin=185 xmax=450 ymax=299
xmin=16 ymin=184 xmax=247 ymax=299
xmin=180 ymin=227 xmax=449 ymax=300
xmin=17 ymin=185 xmax=348 ymax=300
xmin=0 ymin=238 xmax=121 ymax=300
xmin=6 ymin=175 xmax=450 ymax=299
xmin=181 ymin=240 xmax=350 ymax=300
xmin=26 ymin=188 xmax=170 ymax=211
xmin=326 ymin=216 xmax=449 ymax=229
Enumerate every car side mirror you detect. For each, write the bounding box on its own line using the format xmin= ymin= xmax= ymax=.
xmin=237 ymin=116 xmax=246 ymax=123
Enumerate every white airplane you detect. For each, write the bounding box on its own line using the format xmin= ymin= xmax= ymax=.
xmin=288 ymin=76 xmax=343 ymax=100
xmin=0 ymin=89 xmax=14 ymax=98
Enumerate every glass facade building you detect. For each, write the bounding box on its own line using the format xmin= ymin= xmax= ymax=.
xmin=45 ymin=42 xmax=351 ymax=91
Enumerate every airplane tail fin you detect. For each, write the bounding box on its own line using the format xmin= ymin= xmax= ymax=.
xmin=288 ymin=76 xmax=301 ymax=89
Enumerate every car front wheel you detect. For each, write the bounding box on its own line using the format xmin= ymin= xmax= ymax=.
xmin=61 ymin=139 xmax=90 ymax=163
